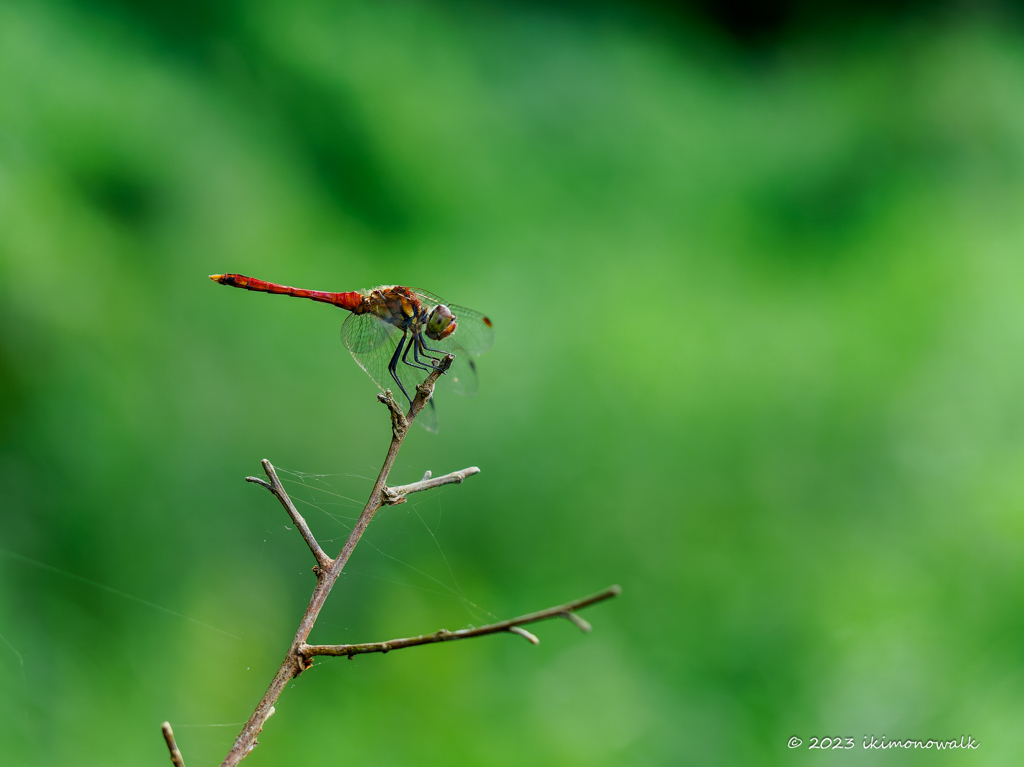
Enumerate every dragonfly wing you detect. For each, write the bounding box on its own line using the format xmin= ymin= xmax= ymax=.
xmin=436 ymin=351 xmax=478 ymax=396
xmin=446 ymin=304 xmax=494 ymax=357
xmin=341 ymin=312 xmax=402 ymax=393
xmin=418 ymin=398 xmax=440 ymax=433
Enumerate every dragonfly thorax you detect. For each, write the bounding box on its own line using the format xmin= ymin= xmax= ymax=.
xmin=365 ymin=286 xmax=424 ymax=328
xmin=362 ymin=287 xmax=457 ymax=340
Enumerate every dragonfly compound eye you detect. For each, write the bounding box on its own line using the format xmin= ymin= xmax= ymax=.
xmin=426 ymin=304 xmax=457 ymax=340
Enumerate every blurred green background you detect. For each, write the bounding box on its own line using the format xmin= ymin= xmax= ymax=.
xmin=3 ymin=0 xmax=1024 ymax=764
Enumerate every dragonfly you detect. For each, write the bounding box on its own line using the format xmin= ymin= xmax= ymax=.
xmin=210 ymin=273 xmax=494 ymax=432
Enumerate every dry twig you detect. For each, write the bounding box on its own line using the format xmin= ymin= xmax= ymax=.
xmin=301 ymin=585 xmax=620 ymax=659
xmin=383 ymin=466 xmax=481 ymax=506
xmin=161 ymin=722 xmax=185 ymax=767
xmin=161 ymin=354 xmax=620 ymax=766
xmin=246 ymin=460 xmax=332 ymax=571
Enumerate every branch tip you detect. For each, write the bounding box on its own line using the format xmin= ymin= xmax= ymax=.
xmin=249 ymin=458 xmax=332 ymax=570
xmin=406 ymin=354 xmax=454 ymax=423
xmin=561 ymin=611 xmax=592 ymax=633
xmin=508 ymin=626 xmax=540 ymax=645
xmin=161 ymin=722 xmax=186 ymax=767
xmin=245 ymin=476 xmax=272 ymax=490
xmin=384 ymin=466 xmax=482 ymax=504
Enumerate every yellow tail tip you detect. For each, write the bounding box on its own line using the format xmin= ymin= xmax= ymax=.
xmin=209 ymin=274 xmax=224 ymax=282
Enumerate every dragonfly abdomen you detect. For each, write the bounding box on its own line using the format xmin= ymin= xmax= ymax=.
xmin=209 ymin=274 xmax=364 ymax=311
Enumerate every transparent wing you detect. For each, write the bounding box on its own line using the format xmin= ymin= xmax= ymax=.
xmin=418 ymin=398 xmax=439 ymax=433
xmin=340 ymin=313 xmax=440 ymax=432
xmin=435 ymin=351 xmax=478 ymax=396
xmin=341 ymin=313 xmax=402 ymax=392
xmin=446 ymin=304 xmax=494 ymax=357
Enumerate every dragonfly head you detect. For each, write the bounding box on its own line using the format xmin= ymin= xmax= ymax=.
xmin=425 ymin=304 xmax=457 ymax=341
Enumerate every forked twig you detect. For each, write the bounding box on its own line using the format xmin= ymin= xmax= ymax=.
xmin=161 ymin=353 xmax=620 ymax=765
xmin=247 ymin=460 xmax=332 ymax=571
xmin=383 ymin=466 xmax=481 ymax=505
xmin=214 ymin=358 xmax=454 ymax=767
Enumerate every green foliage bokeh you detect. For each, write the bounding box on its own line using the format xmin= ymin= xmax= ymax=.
xmin=2 ymin=2 xmax=1024 ymax=764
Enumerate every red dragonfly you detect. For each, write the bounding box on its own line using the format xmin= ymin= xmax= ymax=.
xmin=210 ymin=274 xmax=493 ymax=432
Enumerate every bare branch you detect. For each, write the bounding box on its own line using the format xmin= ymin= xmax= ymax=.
xmin=383 ymin=466 xmax=481 ymax=506
xmin=301 ymin=585 xmax=621 ymax=659
xmin=219 ymin=356 xmax=455 ymax=767
xmin=161 ymin=722 xmax=186 ymax=767
xmin=246 ymin=460 xmax=332 ymax=571
xmin=201 ymin=352 xmax=617 ymax=765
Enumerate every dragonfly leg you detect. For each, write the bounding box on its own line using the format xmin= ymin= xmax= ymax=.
xmin=412 ymin=334 xmax=445 ymax=370
xmin=416 ymin=333 xmax=447 ymax=368
xmin=401 ymin=332 xmax=434 ymax=374
xmin=388 ymin=332 xmax=415 ymax=406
